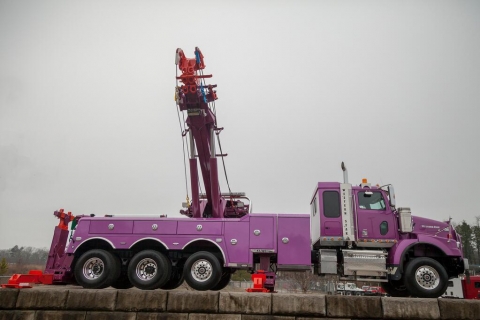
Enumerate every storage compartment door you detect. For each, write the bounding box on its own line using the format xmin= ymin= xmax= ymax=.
xmin=249 ymin=216 xmax=276 ymax=252
xmin=277 ymin=215 xmax=311 ymax=267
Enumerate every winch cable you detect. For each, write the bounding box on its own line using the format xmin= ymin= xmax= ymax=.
xmin=192 ymin=68 xmax=225 ymax=196
xmin=175 ymin=66 xmax=190 ymax=202
xmin=200 ymin=73 xmax=232 ymax=196
xmin=195 ymin=122 xmax=209 ymax=196
xmin=217 ymin=133 xmax=232 ymax=195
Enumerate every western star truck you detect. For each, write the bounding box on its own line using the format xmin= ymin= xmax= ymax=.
xmin=9 ymin=48 xmax=467 ymax=298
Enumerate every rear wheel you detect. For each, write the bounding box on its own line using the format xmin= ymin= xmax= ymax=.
xmin=74 ymin=249 xmax=119 ymax=289
xmin=110 ymin=255 xmax=131 ymax=289
xmin=160 ymin=267 xmax=184 ymax=290
xmin=211 ymin=270 xmax=231 ymax=291
xmin=404 ymin=257 xmax=448 ymax=298
xmin=128 ymin=250 xmax=171 ymax=290
xmin=183 ymin=251 xmax=222 ymax=291
xmin=111 ymin=276 xmax=133 ymax=289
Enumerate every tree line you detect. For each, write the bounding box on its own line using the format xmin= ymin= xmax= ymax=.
xmin=0 ymin=245 xmax=49 ymax=275
xmin=454 ymin=218 xmax=480 ymax=267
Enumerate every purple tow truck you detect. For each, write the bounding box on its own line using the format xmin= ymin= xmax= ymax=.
xmin=42 ymin=48 xmax=466 ymax=298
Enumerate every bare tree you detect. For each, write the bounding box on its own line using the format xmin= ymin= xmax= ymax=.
xmin=281 ymin=270 xmax=318 ymax=293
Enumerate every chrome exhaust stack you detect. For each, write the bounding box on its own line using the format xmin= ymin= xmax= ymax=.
xmin=341 ymin=161 xmax=348 ymax=184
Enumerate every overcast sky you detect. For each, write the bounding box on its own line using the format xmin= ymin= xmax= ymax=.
xmin=1 ymin=0 xmax=479 ymax=250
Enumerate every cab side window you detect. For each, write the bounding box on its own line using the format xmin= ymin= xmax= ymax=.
xmin=323 ymin=191 xmax=341 ymax=218
xmin=358 ymin=191 xmax=386 ymax=210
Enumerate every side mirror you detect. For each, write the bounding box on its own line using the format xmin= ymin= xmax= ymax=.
xmin=387 ymin=185 xmax=396 ymax=207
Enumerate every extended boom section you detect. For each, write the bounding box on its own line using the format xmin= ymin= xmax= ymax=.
xmin=176 ymin=47 xmax=219 ymax=218
xmin=175 ymin=47 xmax=249 ymax=219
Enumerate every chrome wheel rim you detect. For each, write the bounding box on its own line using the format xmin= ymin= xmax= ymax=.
xmin=415 ymin=265 xmax=440 ymax=290
xmin=136 ymin=258 xmax=157 ymax=281
xmin=191 ymin=259 xmax=213 ymax=282
xmin=82 ymin=257 xmax=104 ymax=280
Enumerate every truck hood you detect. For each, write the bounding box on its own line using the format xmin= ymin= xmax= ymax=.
xmin=411 ymin=216 xmax=450 ymax=237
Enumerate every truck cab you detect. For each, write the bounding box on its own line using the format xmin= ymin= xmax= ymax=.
xmin=310 ymin=175 xmax=467 ymax=298
xmin=311 ymin=181 xmax=398 ymax=247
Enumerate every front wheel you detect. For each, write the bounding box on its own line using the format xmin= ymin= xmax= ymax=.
xmin=404 ymin=257 xmax=448 ymax=298
xmin=183 ymin=251 xmax=222 ymax=291
xmin=127 ymin=250 xmax=172 ymax=290
xmin=74 ymin=249 xmax=119 ymax=289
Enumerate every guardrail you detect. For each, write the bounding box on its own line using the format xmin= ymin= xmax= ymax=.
xmin=1 ymin=288 xmax=479 ymax=319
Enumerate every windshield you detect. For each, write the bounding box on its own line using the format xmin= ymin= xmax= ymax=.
xmin=358 ymin=191 xmax=386 ymax=210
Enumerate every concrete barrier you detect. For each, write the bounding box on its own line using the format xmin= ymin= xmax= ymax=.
xmin=1 ymin=288 xmax=480 ymax=319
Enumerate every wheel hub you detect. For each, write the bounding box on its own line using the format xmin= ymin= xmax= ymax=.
xmin=191 ymin=259 xmax=212 ymax=282
xmin=83 ymin=258 xmax=104 ymax=280
xmin=136 ymin=258 xmax=157 ymax=281
xmin=415 ymin=265 xmax=440 ymax=290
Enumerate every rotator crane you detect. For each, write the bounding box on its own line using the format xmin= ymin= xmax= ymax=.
xmin=175 ymin=47 xmax=250 ymax=219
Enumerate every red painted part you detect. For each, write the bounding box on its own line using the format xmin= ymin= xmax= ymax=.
xmin=251 ymin=271 xmax=266 ymax=288
xmin=175 ymin=47 xmax=214 ymax=107
xmin=176 ymin=48 xmax=204 ymax=82
xmin=365 ymin=286 xmax=387 ymax=296
xmin=1 ymin=270 xmax=53 ymax=289
xmin=462 ymin=275 xmax=480 ymax=299
xmin=377 ymin=286 xmax=387 ymax=295
xmin=176 ymin=48 xmax=205 ymax=74
xmin=54 ymin=208 xmax=75 ymax=231
xmin=246 ymin=270 xmax=271 ymax=293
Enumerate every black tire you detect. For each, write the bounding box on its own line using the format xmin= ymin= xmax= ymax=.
xmin=183 ymin=251 xmax=222 ymax=291
xmin=381 ymin=279 xmax=410 ymax=297
xmin=211 ymin=271 xmax=231 ymax=291
xmin=127 ymin=250 xmax=172 ymax=290
xmin=160 ymin=267 xmax=184 ymax=290
xmin=109 ymin=255 xmax=129 ymax=288
xmin=111 ymin=276 xmax=133 ymax=289
xmin=74 ymin=249 xmax=119 ymax=289
xmin=404 ymin=257 xmax=448 ymax=298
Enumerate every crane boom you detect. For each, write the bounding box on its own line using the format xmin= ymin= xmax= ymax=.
xmin=176 ymin=47 xmax=222 ymax=218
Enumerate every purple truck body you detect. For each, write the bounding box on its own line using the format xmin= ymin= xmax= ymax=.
xmin=65 ymin=213 xmax=311 ymax=270
xmin=42 ymin=180 xmax=465 ymax=298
